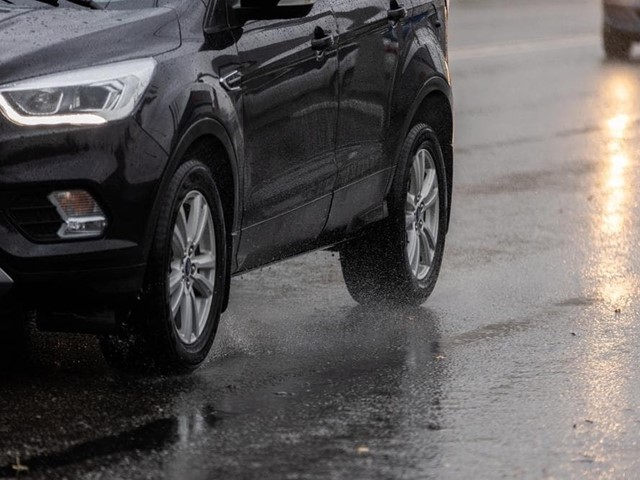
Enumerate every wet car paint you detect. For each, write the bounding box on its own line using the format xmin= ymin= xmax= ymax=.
xmin=232 ymin=1 xmax=339 ymax=270
xmin=0 ymin=7 xmax=180 ymax=84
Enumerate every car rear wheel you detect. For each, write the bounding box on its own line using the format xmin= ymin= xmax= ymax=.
xmin=604 ymin=26 xmax=631 ymax=59
xmin=340 ymin=123 xmax=448 ymax=306
xmin=100 ymin=159 xmax=227 ymax=373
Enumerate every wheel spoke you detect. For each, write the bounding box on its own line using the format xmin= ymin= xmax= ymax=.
xmin=424 ymin=203 xmax=438 ymax=225
xmin=173 ymin=208 xmax=188 ymax=257
xmin=170 ymin=282 xmax=185 ymax=319
xmin=172 ymin=229 xmax=184 ymax=258
xmin=190 ymin=291 xmax=200 ymax=338
xmin=178 ymin=206 xmax=189 ymax=241
xmin=192 ymin=273 xmax=214 ymax=299
xmin=186 ymin=195 xmax=203 ymax=244
xmin=429 ymin=218 xmax=439 ymax=250
xmin=421 ymin=169 xmax=437 ymax=203
xmin=169 ymin=269 xmax=183 ymax=296
xmin=406 ymin=192 xmax=416 ymax=211
xmin=406 ymin=212 xmax=415 ymax=230
xmin=179 ymin=290 xmax=194 ymax=341
xmin=423 ymin=189 xmax=438 ymax=212
xmin=422 ymin=221 xmax=437 ymax=252
xmin=417 ymin=150 xmax=426 ymax=184
xmin=193 ymin=252 xmax=216 ymax=270
xmin=411 ymin=163 xmax=421 ymax=195
xmin=193 ymin=204 xmax=210 ymax=247
xmin=418 ymin=228 xmax=432 ymax=267
xmin=407 ymin=227 xmax=417 ymax=247
xmin=407 ymin=229 xmax=419 ymax=273
xmin=410 ymin=239 xmax=420 ymax=274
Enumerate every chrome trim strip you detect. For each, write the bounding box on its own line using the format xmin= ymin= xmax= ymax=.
xmin=220 ymin=70 xmax=242 ymax=92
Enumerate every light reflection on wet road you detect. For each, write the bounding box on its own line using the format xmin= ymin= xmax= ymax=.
xmin=576 ymin=66 xmax=640 ymax=474
xmin=5 ymin=0 xmax=640 ymax=478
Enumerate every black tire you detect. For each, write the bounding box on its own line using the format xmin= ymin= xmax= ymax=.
xmin=100 ymin=159 xmax=228 ymax=373
xmin=604 ymin=26 xmax=631 ymax=60
xmin=340 ymin=123 xmax=448 ymax=306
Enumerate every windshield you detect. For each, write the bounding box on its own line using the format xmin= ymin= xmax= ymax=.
xmin=0 ymin=0 xmax=156 ymax=9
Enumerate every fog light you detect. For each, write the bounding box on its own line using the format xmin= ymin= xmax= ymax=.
xmin=48 ymin=190 xmax=107 ymax=239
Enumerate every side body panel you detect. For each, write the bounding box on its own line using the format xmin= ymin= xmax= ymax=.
xmin=232 ymin=1 xmax=340 ymax=271
xmin=323 ymin=0 xmax=452 ymax=237
xmin=323 ymin=0 xmax=399 ymax=235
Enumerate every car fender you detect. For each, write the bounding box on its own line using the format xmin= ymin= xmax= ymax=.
xmin=386 ymin=26 xmax=453 ymax=228
xmin=388 ymin=34 xmax=452 ymax=161
xmin=138 ymin=79 xmax=244 ymax=259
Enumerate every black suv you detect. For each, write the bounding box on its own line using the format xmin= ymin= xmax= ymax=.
xmin=0 ymin=0 xmax=453 ymax=371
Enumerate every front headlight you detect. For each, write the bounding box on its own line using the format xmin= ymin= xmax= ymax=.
xmin=0 ymin=58 xmax=156 ymax=127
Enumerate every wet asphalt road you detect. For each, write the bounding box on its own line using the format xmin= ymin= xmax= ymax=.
xmin=3 ymin=0 xmax=640 ymax=478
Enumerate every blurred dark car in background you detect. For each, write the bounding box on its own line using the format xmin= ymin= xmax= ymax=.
xmin=603 ymin=0 xmax=640 ymax=58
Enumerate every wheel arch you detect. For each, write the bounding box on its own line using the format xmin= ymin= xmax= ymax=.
xmin=410 ymin=83 xmax=454 ymax=231
xmin=390 ymin=75 xmax=453 ymax=231
xmin=172 ymin=118 xmax=240 ymax=237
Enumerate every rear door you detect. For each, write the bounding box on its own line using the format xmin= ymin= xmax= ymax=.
xmin=232 ymin=1 xmax=340 ymax=270
xmin=324 ymin=0 xmax=401 ymax=233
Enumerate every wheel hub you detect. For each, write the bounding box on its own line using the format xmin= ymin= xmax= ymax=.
xmin=183 ymin=256 xmax=193 ymax=279
xmin=414 ymin=197 xmax=425 ymax=227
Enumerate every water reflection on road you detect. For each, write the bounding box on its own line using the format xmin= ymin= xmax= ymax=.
xmin=580 ymin=65 xmax=640 ymax=472
xmin=0 ymin=303 xmax=446 ymax=479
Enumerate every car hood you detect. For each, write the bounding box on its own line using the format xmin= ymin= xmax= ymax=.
xmin=0 ymin=7 xmax=180 ymax=85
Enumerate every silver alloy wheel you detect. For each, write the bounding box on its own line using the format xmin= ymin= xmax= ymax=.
xmin=168 ymin=191 xmax=216 ymax=345
xmin=405 ymin=148 xmax=440 ymax=281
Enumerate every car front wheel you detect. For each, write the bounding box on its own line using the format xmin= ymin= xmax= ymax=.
xmin=100 ymin=159 xmax=227 ymax=373
xmin=340 ymin=123 xmax=448 ymax=306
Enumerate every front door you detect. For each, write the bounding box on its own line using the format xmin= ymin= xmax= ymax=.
xmin=233 ymin=1 xmax=339 ymax=270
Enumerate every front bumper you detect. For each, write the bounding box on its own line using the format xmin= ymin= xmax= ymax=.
xmin=0 ymin=117 xmax=169 ymax=310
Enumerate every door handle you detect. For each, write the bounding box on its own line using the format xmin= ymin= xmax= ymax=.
xmin=311 ymin=31 xmax=335 ymax=51
xmin=388 ymin=1 xmax=407 ymax=22
xmin=311 ymin=27 xmax=334 ymax=61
